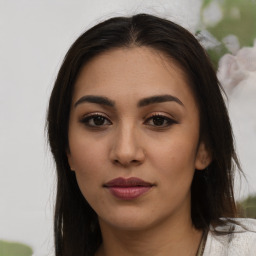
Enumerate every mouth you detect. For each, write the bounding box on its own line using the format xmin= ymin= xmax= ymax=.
xmin=103 ymin=177 xmax=154 ymax=200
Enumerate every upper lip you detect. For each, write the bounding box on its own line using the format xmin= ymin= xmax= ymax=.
xmin=104 ymin=177 xmax=153 ymax=187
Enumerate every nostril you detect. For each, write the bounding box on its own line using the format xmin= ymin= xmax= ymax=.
xmin=112 ymin=159 xmax=120 ymax=166
xmin=113 ymin=159 xmax=140 ymax=167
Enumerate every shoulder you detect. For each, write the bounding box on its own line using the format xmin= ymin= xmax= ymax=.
xmin=203 ymin=218 xmax=256 ymax=256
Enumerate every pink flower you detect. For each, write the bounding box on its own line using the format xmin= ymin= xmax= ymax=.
xmin=218 ymin=40 xmax=256 ymax=94
xmin=217 ymin=40 xmax=256 ymax=197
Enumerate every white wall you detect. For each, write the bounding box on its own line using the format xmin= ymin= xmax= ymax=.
xmin=1 ymin=1 xmax=255 ymax=255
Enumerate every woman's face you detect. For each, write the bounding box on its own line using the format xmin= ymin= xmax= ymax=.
xmin=67 ymin=47 xmax=210 ymax=231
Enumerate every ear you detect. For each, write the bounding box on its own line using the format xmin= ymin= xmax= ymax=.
xmin=195 ymin=141 xmax=212 ymax=170
xmin=66 ymin=150 xmax=75 ymax=171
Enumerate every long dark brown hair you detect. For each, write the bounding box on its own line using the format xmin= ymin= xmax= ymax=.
xmin=47 ymin=13 xmax=241 ymax=256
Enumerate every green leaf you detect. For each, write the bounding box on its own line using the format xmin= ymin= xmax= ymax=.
xmin=238 ymin=194 xmax=256 ymax=218
xmin=0 ymin=240 xmax=33 ymax=256
xmin=202 ymin=0 xmax=256 ymax=48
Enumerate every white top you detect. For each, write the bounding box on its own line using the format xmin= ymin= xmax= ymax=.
xmin=203 ymin=218 xmax=256 ymax=255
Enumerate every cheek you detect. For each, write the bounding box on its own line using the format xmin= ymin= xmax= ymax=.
xmin=68 ymin=135 xmax=109 ymax=193
xmin=148 ymin=131 xmax=199 ymax=188
xmin=69 ymin=131 xmax=107 ymax=169
xmin=150 ymin=136 xmax=198 ymax=171
xmin=70 ymin=143 xmax=106 ymax=206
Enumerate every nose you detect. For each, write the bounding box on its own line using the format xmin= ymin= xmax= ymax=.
xmin=109 ymin=124 xmax=145 ymax=167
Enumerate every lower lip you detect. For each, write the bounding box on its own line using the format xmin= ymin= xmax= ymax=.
xmin=107 ymin=186 xmax=152 ymax=200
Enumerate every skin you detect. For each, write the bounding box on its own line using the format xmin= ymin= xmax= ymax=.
xmin=67 ymin=47 xmax=211 ymax=256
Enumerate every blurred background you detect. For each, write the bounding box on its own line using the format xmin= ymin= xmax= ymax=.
xmin=0 ymin=0 xmax=255 ymax=255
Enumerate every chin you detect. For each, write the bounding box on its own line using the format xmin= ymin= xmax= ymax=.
xmin=98 ymin=208 xmax=164 ymax=232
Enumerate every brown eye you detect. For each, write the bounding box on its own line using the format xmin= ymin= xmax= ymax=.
xmin=145 ymin=114 xmax=177 ymax=128
xmin=93 ymin=116 xmax=106 ymax=126
xmin=152 ymin=116 xmax=166 ymax=126
xmin=80 ymin=114 xmax=112 ymax=127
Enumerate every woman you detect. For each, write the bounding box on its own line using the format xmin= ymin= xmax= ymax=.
xmin=47 ymin=14 xmax=256 ymax=256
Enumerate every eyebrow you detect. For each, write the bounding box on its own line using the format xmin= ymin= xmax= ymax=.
xmin=74 ymin=94 xmax=184 ymax=108
xmin=74 ymin=95 xmax=115 ymax=108
xmin=138 ymin=94 xmax=184 ymax=107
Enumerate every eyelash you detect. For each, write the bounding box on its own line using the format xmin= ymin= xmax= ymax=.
xmin=145 ymin=113 xmax=178 ymax=128
xmin=80 ymin=113 xmax=177 ymax=129
xmin=80 ymin=113 xmax=112 ymax=128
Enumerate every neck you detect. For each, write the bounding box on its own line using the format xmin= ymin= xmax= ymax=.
xmin=95 ymin=214 xmax=203 ymax=256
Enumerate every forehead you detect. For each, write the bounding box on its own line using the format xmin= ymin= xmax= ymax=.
xmin=73 ymin=47 xmax=196 ymax=108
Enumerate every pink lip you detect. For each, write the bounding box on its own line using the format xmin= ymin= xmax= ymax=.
xmin=104 ymin=177 xmax=153 ymax=200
